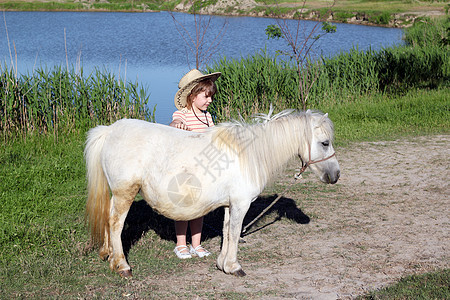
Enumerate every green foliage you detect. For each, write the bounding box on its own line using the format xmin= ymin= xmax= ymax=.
xmin=324 ymin=88 xmax=450 ymax=143
xmin=322 ymin=21 xmax=337 ymax=34
xmin=315 ymin=47 xmax=380 ymax=103
xmin=0 ymin=65 xmax=154 ymax=138
xmin=0 ymin=1 xmax=85 ymax=11
xmin=0 ymin=0 xmax=181 ymax=11
xmin=265 ymin=24 xmax=283 ymax=40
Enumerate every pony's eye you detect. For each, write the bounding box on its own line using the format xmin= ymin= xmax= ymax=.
xmin=322 ymin=141 xmax=330 ymax=147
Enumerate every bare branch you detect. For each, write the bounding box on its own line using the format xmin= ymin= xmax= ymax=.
xmin=169 ymin=1 xmax=228 ymax=70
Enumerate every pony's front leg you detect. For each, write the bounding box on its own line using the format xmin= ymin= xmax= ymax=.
xmin=222 ymin=200 xmax=250 ymax=277
xmin=216 ymin=207 xmax=230 ymax=272
xmin=108 ymin=193 xmax=135 ymax=278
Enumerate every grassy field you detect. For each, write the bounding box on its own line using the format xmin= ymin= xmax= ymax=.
xmin=0 ymin=13 xmax=448 ymax=299
xmin=0 ymin=87 xmax=448 ymax=298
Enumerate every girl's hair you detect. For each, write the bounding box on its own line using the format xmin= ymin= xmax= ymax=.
xmin=186 ymin=79 xmax=217 ymax=110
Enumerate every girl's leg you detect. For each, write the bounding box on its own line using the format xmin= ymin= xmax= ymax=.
xmin=174 ymin=221 xmax=191 ymax=258
xmin=190 ymin=217 xmax=204 ymax=248
xmin=189 ymin=217 xmax=210 ymax=257
xmin=175 ymin=221 xmax=189 ymax=254
xmin=190 ymin=217 xmax=210 ymax=257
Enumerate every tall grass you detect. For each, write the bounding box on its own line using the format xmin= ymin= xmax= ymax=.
xmin=376 ymin=44 xmax=449 ymax=92
xmin=207 ymin=51 xmax=300 ymax=120
xmin=0 ymin=65 xmax=154 ymax=140
xmin=207 ymin=17 xmax=449 ymax=122
xmin=404 ymin=16 xmax=449 ymax=47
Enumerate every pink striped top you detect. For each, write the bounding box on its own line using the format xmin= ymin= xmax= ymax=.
xmin=172 ymin=108 xmax=215 ymax=133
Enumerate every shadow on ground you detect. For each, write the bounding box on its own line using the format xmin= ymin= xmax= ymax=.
xmin=122 ymin=194 xmax=310 ymax=256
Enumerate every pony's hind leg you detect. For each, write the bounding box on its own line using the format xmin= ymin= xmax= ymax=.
xmin=99 ymin=227 xmax=111 ymax=261
xmin=108 ymin=185 xmax=139 ymax=277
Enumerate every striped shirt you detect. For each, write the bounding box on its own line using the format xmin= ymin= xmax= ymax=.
xmin=172 ymin=108 xmax=214 ymax=133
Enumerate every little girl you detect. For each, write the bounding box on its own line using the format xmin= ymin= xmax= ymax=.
xmin=169 ymin=69 xmax=221 ymax=259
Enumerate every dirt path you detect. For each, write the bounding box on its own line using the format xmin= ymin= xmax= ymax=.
xmin=145 ymin=135 xmax=449 ymax=298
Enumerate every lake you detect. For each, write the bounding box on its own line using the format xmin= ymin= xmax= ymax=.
xmin=0 ymin=11 xmax=404 ymax=124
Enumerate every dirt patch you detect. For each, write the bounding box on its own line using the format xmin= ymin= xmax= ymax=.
xmin=137 ymin=135 xmax=448 ymax=298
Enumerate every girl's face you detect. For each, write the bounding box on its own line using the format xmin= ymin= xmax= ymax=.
xmin=192 ymin=91 xmax=213 ymax=112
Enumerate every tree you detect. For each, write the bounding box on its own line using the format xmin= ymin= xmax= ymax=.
xmin=170 ymin=0 xmax=228 ymax=70
xmin=265 ymin=1 xmax=336 ymax=110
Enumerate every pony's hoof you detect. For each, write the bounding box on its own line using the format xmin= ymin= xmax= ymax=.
xmin=232 ymin=269 xmax=246 ymax=277
xmin=119 ymin=269 xmax=132 ymax=278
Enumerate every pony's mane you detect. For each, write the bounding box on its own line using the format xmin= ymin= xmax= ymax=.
xmin=212 ymin=109 xmax=334 ymax=190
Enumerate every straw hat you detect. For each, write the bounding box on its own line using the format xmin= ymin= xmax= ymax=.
xmin=174 ymin=69 xmax=221 ymax=110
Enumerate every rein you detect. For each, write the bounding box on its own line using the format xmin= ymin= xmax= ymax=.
xmin=241 ymin=145 xmax=336 ymax=236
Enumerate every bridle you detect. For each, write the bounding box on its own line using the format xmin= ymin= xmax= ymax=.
xmin=295 ymin=143 xmax=336 ymax=178
xmin=241 ymin=142 xmax=336 ymax=235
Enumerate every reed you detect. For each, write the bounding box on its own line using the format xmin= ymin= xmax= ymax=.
xmin=376 ymin=44 xmax=449 ymax=92
xmin=0 ymin=64 xmax=154 ymax=140
xmin=207 ymin=48 xmax=381 ymax=121
xmin=207 ymin=17 xmax=449 ymax=122
xmin=404 ymin=17 xmax=449 ymax=47
xmin=206 ymin=51 xmax=298 ymax=121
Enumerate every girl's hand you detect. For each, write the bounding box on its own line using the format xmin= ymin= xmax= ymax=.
xmin=170 ymin=120 xmax=191 ymax=131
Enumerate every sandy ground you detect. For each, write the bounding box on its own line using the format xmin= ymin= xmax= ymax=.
xmin=145 ymin=135 xmax=449 ymax=299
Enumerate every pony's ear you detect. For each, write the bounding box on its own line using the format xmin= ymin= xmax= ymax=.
xmin=316 ymin=113 xmax=329 ymax=127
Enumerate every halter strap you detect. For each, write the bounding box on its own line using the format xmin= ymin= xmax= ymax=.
xmin=296 ymin=144 xmax=336 ymax=178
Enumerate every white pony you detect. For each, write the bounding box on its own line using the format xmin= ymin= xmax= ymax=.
xmin=84 ymin=109 xmax=340 ymax=277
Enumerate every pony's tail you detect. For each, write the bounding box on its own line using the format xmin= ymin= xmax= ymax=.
xmin=84 ymin=125 xmax=111 ymax=248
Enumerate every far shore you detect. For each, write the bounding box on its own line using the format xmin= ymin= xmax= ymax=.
xmin=0 ymin=0 xmax=447 ymax=28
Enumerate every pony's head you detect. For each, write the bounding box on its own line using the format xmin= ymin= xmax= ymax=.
xmin=298 ymin=110 xmax=340 ymax=184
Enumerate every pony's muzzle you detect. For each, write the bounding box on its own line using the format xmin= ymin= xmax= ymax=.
xmin=322 ymin=169 xmax=340 ymax=184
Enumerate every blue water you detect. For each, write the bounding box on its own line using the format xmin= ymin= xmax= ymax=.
xmin=0 ymin=11 xmax=404 ymax=124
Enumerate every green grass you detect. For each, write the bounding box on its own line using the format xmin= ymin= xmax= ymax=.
xmin=0 ymin=14 xmax=449 ymax=299
xmin=0 ymin=132 xmax=188 ymax=297
xmin=1 ymin=86 xmax=448 ymax=297
xmin=359 ymin=269 xmax=450 ymax=299
xmin=324 ymin=88 xmax=450 ymax=145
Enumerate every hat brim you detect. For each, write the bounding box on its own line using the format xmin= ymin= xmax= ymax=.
xmin=174 ymin=72 xmax=221 ymax=110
